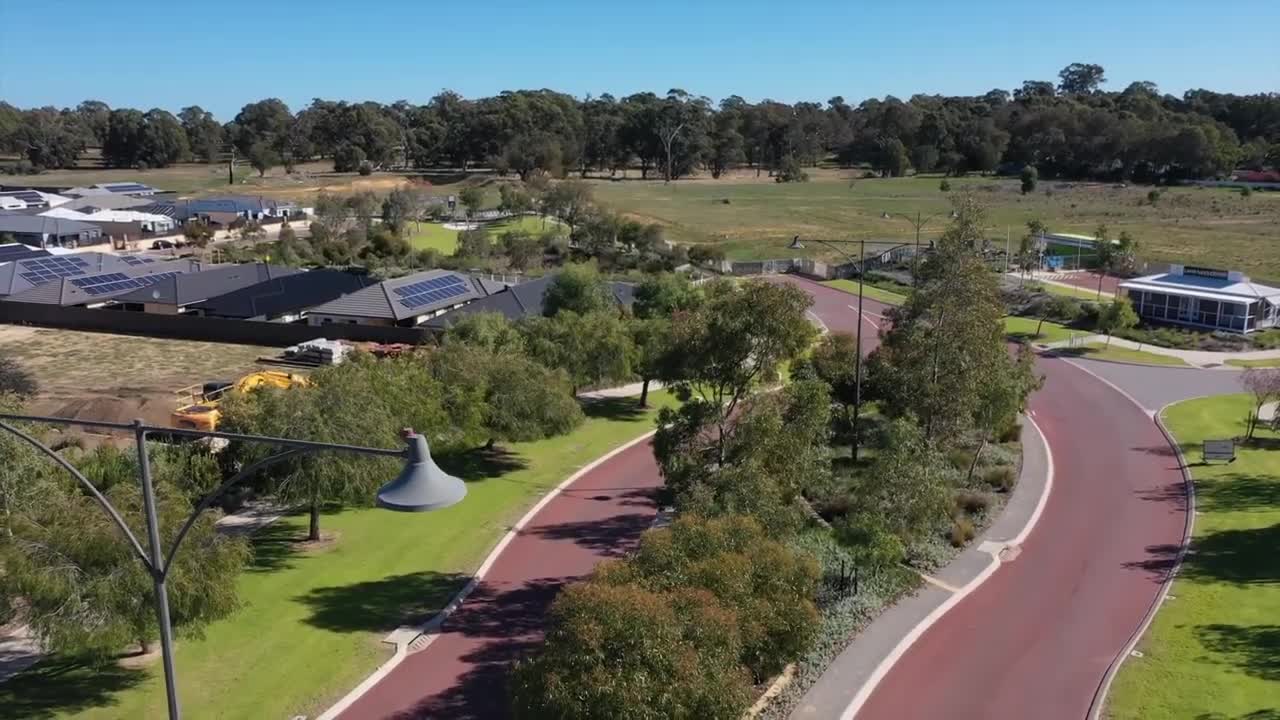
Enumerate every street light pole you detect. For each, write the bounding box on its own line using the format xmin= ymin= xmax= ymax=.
xmin=0 ymin=413 xmax=465 ymax=720
xmin=882 ymin=211 xmax=942 ymax=286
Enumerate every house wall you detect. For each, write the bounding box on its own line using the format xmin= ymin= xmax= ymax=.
xmin=306 ymin=313 xmax=395 ymax=327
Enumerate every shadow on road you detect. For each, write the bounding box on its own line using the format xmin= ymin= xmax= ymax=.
xmin=525 ymin=512 xmax=654 ymax=558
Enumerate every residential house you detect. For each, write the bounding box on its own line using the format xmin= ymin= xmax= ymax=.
xmin=423 ymin=273 xmax=635 ymax=329
xmin=0 ymin=213 xmax=103 ymax=249
xmin=111 ymin=263 xmax=300 ymax=314
xmin=2 ymin=257 xmax=206 ymax=307
xmin=306 ymin=269 xmax=502 ymax=327
xmin=187 ymin=269 xmax=378 ymax=322
xmin=40 ymin=206 xmax=178 ymax=235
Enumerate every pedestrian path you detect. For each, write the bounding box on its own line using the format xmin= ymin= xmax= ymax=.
xmin=1041 ymin=334 xmax=1280 ymax=369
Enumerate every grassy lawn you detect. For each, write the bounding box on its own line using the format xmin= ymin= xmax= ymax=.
xmin=0 ymin=393 xmax=676 ymax=720
xmin=484 ymin=214 xmax=564 ymax=237
xmin=405 ymin=222 xmax=460 ymax=254
xmin=592 ymin=174 xmax=1280 ymax=280
xmin=820 ymin=279 xmax=908 ymax=306
xmin=1028 ymin=280 xmax=1111 ymax=302
xmin=1107 ymin=394 xmax=1280 ymax=720
xmin=1226 ymin=358 xmax=1280 ymax=368
xmin=1065 ymin=342 xmax=1189 ymax=366
xmin=1003 ymin=316 xmax=1078 ymax=345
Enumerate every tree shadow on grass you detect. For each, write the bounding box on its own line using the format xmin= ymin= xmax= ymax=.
xmin=1198 ymin=474 xmax=1280 ymax=514
xmin=437 ymin=446 xmax=528 ymax=481
xmin=1195 ymin=623 xmax=1280 ymax=682
xmin=1126 ymin=523 xmax=1280 ymax=586
xmin=295 ymin=571 xmax=468 ymax=634
xmin=1195 ymin=711 xmax=1280 ymax=720
xmin=244 ymin=518 xmax=306 ymax=573
xmin=581 ymin=396 xmax=646 ymax=422
xmin=0 ymin=657 xmax=146 ymax=720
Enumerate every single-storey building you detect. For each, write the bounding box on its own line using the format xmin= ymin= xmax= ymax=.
xmin=2 ymin=257 xmax=206 ymax=307
xmin=110 ymin=263 xmax=300 ymax=314
xmin=423 ymin=272 xmax=635 ymax=330
xmin=41 ymin=206 xmax=178 ymax=235
xmin=0 ymin=251 xmax=187 ymax=297
xmin=0 ymin=213 xmax=103 ymax=249
xmin=150 ymin=196 xmax=302 ymax=225
xmin=187 ymin=269 xmax=378 ymax=322
xmin=0 ymin=190 xmax=72 ymax=211
xmin=1119 ymin=265 xmax=1280 ymax=334
xmin=306 ymin=269 xmax=503 ymax=327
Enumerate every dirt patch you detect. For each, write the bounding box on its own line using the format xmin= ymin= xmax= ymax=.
xmin=116 ymin=644 xmax=164 ymax=670
xmin=292 ymin=530 xmax=342 ymax=554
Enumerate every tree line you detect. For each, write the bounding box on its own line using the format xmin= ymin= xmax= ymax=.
xmin=3 ymin=63 xmax=1278 ymax=181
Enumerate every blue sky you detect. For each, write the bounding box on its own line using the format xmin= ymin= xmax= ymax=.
xmin=2 ymin=0 xmax=1277 ymax=120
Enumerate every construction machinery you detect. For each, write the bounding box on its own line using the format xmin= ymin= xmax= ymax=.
xmin=170 ymin=371 xmax=309 ymax=432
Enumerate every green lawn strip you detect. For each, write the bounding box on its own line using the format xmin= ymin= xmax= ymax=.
xmin=405 ymin=223 xmax=460 ymax=254
xmin=1066 ymin=342 xmax=1189 ymax=366
xmin=1107 ymin=395 xmax=1280 ymax=720
xmin=1225 ymin=357 xmax=1280 ymax=368
xmin=1003 ymin=316 xmax=1078 ymax=345
xmin=2 ymin=392 xmax=676 ymax=720
xmin=484 ymin=214 xmax=564 ymax=236
xmin=820 ymin=279 xmax=907 ymax=306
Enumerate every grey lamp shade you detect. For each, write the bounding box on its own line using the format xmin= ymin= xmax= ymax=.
xmin=377 ymin=433 xmax=467 ymax=512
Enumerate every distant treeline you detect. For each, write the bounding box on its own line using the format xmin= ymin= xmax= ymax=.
xmin=2 ymin=63 xmax=1278 ymax=182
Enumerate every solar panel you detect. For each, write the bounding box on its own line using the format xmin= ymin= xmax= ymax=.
xmin=70 ymin=272 xmax=130 ymax=288
xmin=120 ymin=255 xmax=156 ymax=266
xmin=16 ymin=256 xmax=89 ymax=285
xmin=399 ymin=284 xmax=469 ymax=310
xmin=80 ymin=271 xmax=182 ymax=296
xmin=392 ymin=274 xmax=467 ymax=297
xmin=0 ymin=245 xmax=49 ymax=263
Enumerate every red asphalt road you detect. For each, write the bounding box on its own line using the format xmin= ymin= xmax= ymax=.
xmin=857 ymin=352 xmax=1187 ymax=718
xmin=1049 ymin=270 xmax=1123 ymax=295
xmin=337 ymin=440 xmax=663 ymax=719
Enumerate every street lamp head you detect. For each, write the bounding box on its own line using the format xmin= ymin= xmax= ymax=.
xmin=376 ymin=431 xmax=466 ymax=512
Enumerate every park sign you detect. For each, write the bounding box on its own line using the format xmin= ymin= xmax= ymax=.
xmin=1202 ymin=438 xmax=1236 ymax=463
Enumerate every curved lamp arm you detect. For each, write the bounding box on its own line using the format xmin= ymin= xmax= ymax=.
xmin=161 ymin=446 xmax=307 ymax=577
xmin=0 ymin=420 xmax=152 ymax=570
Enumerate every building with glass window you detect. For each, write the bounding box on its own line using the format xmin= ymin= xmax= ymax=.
xmin=1119 ymin=266 xmax=1280 ymax=334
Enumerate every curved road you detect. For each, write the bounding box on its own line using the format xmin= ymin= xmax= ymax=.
xmin=781 ymin=278 xmax=1192 ymax=720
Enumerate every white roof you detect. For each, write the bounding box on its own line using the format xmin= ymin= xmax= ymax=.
xmin=41 ymin=207 xmax=175 ymax=225
xmin=1121 ymin=273 xmax=1280 ymax=304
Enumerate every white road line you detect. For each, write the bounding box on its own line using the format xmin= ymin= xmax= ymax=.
xmin=848 ymin=305 xmax=881 ymax=329
xmin=918 ymin=573 xmax=960 ymax=593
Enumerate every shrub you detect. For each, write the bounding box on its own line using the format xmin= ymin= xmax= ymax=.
xmin=357 ymin=162 xmax=373 ymax=176
xmin=776 ymin=154 xmax=809 ymax=183
xmin=983 ymin=466 xmax=1017 ymax=492
xmin=1147 ymin=189 xmax=1161 ymax=204
xmin=333 ymin=143 xmax=367 ymax=172
xmin=1240 ymin=185 xmax=1252 ymax=198
xmin=948 ymin=517 xmax=976 ymax=547
xmin=996 ymin=419 xmax=1022 ymax=444
xmin=939 ymin=179 xmax=951 ymax=192
xmin=946 ymin=448 xmax=975 ymax=472
xmin=954 ymin=490 xmax=993 ymax=515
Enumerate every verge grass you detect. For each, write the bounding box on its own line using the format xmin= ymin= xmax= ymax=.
xmin=1067 ymin=342 xmax=1189 ymax=366
xmin=1225 ymin=357 xmax=1280 ymax=368
xmin=820 ymin=279 xmax=907 ymax=306
xmin=405 ymin=223 xmax=459 ymax=254
xmin=1107 ymin=394 xmax=1280 ymax=720
xmin=1003 ymin=316 xmax=1078 ymax=345
xmin=0 ymin=392 xmax=676 ymax=720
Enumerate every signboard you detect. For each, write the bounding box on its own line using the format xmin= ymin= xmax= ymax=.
xmin=1203 ymin=439 xmax=1236 ymax=463
xmin=1183 ymin=266 xmax=1230 ymax=280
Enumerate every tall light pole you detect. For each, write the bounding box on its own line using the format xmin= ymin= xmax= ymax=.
xmin=0 ymin=414 xmax=466 ymax=720
xmin=881 ymin=211 xmax=944 ymax=286
xmin=805 ymin=238 xmax=914 ymax=459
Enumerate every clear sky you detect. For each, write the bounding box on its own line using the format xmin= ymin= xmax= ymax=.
xmin=2 ymin=0 xmax=1277 ymax=120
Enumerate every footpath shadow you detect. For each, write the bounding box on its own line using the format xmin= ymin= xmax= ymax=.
xmin=1195 ymin=623 xmax=1280 ymax=682
xmin=0 ymin=657 xmax=145 ymax=720
xmin=296 ymin=571 xmax=467 ymax=633
xmin=581 ymin=396 xmax=646 ymax=422
xmin=391 ymin=577 xmax=569 ymax=720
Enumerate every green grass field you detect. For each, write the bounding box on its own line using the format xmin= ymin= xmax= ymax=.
xmin=1003 ymin=316 xmax=1079 ymax=345
xmin=1226 ymin=357 xmax=1280 ymax=368
xmin=0 ymin=393 xmax=675 ymax=720
xmin=820 ymin=279 xmax=908 ymax=306
xmin=1066 ymin=342 xmax=1189 ymax=366
xmin=1107 ymin=394 xmax=1280 ymax=720
xmin=1026 ymin=280 xmax=1112 ymax=302
xmin=405 ymin=223 xmax=460 ymax=254
xmin=592 ymin=173 xmax=1280 ymax=280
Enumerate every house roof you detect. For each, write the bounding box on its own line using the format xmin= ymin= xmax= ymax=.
xmin=150 ymin=196 xmax=299 ymax=220
xmin=307 ymin=269 xmax=493 ymax=321
xmin=93 ymin=182 xmax=157 ymax=195
xmin=0 ymin=243 xmax=51 ymax=264
xmin=423 ymin=273 xmax=636 ymax=329
xmin=1120 ymin=272 xmax=1280 ymax=303
xmin=0 ymin=213 xmax=101 ymax=236
xmin=188 ymin=269 xmax=378 ymax=319
xmin=0 ymin=251 xmax=171 ymax=296
xmin=41 ymin=206 xmax=177 ymax=226
xmin=111 ymin=263 xmax=301 ymax=306
xmin=64 ymin=193 xmax=158 ymax=212
xmin=3 ymin=258 xmax=206 ymax=306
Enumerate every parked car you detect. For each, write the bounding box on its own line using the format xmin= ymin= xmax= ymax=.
xmin=151 ymin=239 xmax=186 ymax=250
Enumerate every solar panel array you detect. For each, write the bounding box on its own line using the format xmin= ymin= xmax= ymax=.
xmin=103 ymin=183 xmax=151 ymax=193
xmin=17 ymin=256 xmax=89 ymax=285
xmin=71 ymin=270 xmax=182 ymax=296
xmin=0 ymin=190 xmax=44 ymax=204
xmin=0 ymin=245 xmax=49 ymax=263
xmin=393 ymin=274 xmax=471 ymax=310
xmin=120 ymin=255 xmax=156 ymax=266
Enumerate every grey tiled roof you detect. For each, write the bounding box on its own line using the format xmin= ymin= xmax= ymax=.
xmin=188 ymin=270 xmax=377 ymax=319
xmin=306 ymin=269 xmax=492 ymax=322
xmin=111 ymin=263 xmax=300 ymax=306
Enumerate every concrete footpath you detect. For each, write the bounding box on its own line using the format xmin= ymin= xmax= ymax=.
xmin=789 ymin=414 xmax=1053 ymax=719
xmin=1042 ymin=334 xmax=1280 ymax=368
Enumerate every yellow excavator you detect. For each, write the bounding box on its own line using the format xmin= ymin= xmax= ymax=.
xmin=171 ymin=371 xmax=309 ymax=432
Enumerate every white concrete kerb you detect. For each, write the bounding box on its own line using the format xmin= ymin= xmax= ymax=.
xmin=315 ymin=429 xmax=660 ymax=720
